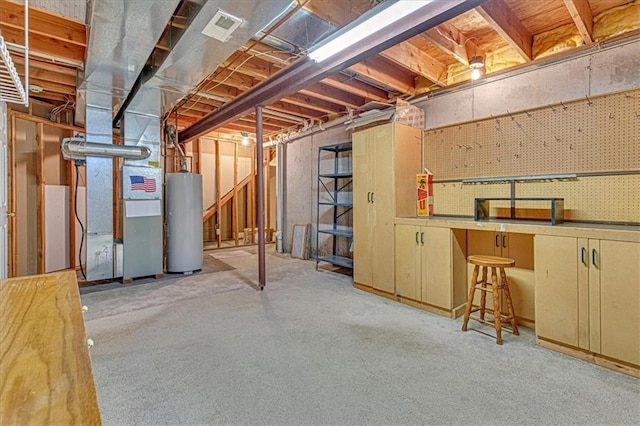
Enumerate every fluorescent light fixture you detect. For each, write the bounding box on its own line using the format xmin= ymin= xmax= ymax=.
xmin=471 ymin=68 xmax=482 ymax=80
xmin=308 ymin=0 xmax=432 ymax=63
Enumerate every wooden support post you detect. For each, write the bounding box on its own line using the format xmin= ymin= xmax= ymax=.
xmin=66 ymin=130 xmax=76 ymax=270
xmin=8 ymin=114 xmax=17 ymax=277
xmin=233 ymin=143 xmax=239 ymax=246
xmin=266 ymin=151 xmax=271 ymax=239
xmin=256 ymin=106 xmax=266 ymax=289
xmin=215 ymin=140 xmax=221 ymax=248
xmin=250 ymin=146 xmax=256 ymax=244
xmin=194 ymin=138 xmax=201 ymax=174
xmin=36 ymin=122 xmax=45 ymax=274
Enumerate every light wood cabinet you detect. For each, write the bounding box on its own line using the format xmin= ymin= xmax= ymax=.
xmin=535 ymin=235 xmax=640 ymax=367
xmin=467 ymin=230 xmax=535 ymax=325
xmin=353 ymin=123 xmax=420 ymax=294
xmin=395 ymin=225 xmax=467 ymax=316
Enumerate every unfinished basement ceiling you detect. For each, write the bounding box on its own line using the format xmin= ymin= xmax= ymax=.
xmin=1 ymin=0 xmax=638 ymax=138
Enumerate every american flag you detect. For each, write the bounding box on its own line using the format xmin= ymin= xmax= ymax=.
xmin=130 ymin=175 xmax=156 ymax=193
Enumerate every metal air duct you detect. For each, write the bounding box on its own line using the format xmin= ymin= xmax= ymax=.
xmin=81 ymin=0 xmax=181 ymax=281
xmin=61 ymin=137 xmax=151 ymax=161
xmin=129 ymin=0 xmax=294 ymax=114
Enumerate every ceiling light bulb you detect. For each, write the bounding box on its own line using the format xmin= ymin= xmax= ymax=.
xmin=471 ymin=68 xmax=482 ymax=80
xmin=469 ymin=55 xmax=484 ymax=69
xmin=241 ymin=133 xmax=249 ymax=145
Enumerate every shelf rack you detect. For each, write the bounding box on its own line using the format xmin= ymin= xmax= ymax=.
xmin=316 ymin=141 xmax=353 ymax=270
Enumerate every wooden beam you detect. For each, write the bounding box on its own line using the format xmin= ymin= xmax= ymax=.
xmin=381 ymin=42 xmax=447 ymax=87
xmin=348 ymin=57 xmax=416 ymax=94
xmin=268 ymin=101 xmax=326 ymax=120
xmin=423 ymin=22 xmax=486 ymax=66
xmin=0 ymin=25 xmax=85 ymax=63
xmin=9 ymin=111 xmax=84 ymax=132
xmin=36 ymin=122 xmax=45 ymax=274
xmin=284 ymin=93 xmax=343 ymax=115
xmin=0 ymin=0 xmax=86 ymax=46
xmin=563 ymin=0 xmax=593 ymax=44
xmin=476 ymin=0 xmax=533 ymax=61
xmin=300 ymin=82 xmax=364 ymax=109
xmin=322 ymin=74 xmax=388 ymax=103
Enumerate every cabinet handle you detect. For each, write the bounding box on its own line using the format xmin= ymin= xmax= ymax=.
xmin=421 ymin=232 xmax=424 ymax=245
xmin=371 ymin=192 xmax=374 ymax=203
xmin=415 ymin=232 xmax=419 ymax=244
xmin=502 ymin=235 xmax=507 ymax=248
xmin=592 ymin=249 xmax=597 ymax=267
xmin=581 ymin=247 xmax=587 ymax=265
xmin=495 ymin=234 xmax=500 ymax=248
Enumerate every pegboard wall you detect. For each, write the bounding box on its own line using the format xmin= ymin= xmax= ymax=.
xmin=424 ymin=89 xmax=640 ymax=180
xmin=433 ymin=174 xmax=640 ymax=223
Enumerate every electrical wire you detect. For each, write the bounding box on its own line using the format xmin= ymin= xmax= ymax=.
xmin=74 ymin=162 xmax=86 ymax=280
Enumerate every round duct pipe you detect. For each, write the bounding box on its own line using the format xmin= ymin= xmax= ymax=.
xmin=61 ymin=137 xmax=152 ymax=161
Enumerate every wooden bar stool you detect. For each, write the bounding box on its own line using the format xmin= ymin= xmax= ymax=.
xmin=462 ymin=255 xmax=519 ymax=344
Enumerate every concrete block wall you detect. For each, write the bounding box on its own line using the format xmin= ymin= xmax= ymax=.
xmin=415 ymin=39 xmax=640 ymax=129
xmin=284 ymin=125 xmax=352 ymax=258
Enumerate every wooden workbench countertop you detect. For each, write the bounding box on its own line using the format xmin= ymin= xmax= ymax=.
xmin=0 ymin=270 xmax=101 ymax=425
xmin=394 ymin=216 xmax=640 ymax=243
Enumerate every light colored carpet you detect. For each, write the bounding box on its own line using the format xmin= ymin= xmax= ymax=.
xmin=83 ymin=248 xmax=640 ymax=425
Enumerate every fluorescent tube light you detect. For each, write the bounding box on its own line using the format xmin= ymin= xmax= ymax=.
xmin=308 ymin=0 xmax=432 ymax=63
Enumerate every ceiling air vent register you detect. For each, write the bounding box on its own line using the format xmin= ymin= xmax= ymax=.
xmin=202 ymin=10 xmax=243 ymax=42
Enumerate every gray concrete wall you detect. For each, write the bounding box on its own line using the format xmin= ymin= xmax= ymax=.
xmin=415 ymin=39 xmax=640 ymax=129
xmin=284 ymin=125 xmax=352 ymax=258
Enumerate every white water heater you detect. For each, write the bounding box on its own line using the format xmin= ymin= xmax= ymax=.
xmin=166 ymin=173 xmax=203 ymax=273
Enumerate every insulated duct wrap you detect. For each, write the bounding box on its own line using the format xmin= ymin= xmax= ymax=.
xmin=85 ymin=91 xmax=114 ymax=281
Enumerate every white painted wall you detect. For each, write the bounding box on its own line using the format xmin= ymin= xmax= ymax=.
xmin=416 ymin=39 xmax=640 ymax=129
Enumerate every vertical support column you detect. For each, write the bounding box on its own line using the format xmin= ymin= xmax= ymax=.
xmin=85 ymin=92 xmax=114 ymax=281
xmin=250 ymin=145 xmax=256 ymax=244
xmin=66 ymin=130 xmax=76 ymax=270
xmin=194 ymin=138 xmax=201 ymax=174
xmin=276 ymin=143 xmax=286 ymax=253
xmin=233 ymin=143 xmax=239 ymax=246
xmin=266 ymin=149 xmax=271 ymax=242
xmin=256 ymin=106 xmax=266 ymax=289
xmin=35 ymin=122 xmax=45 ymax=274
xmin=9 ymin=114 xmax=17 ymax=277
xmin=215 ymin=140 xmax=221 ymax=248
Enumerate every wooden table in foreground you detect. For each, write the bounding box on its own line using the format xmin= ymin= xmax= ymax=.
xmin=0 ymin=270 xmax=101 ymax=425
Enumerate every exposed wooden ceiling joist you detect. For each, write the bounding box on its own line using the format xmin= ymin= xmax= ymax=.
xmin=563 ymin=0 xmax=594 ymax=44
xmin=423 ymin=22 xmax=487 ymax=66
xmin=381 ymin=41 xmax=447 ymax=87
xmin=476 ymin=0 xmax=533 ymax=61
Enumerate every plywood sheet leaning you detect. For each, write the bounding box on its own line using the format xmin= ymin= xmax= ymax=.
xmin=291 ymin=223 xmax=310 ymax=260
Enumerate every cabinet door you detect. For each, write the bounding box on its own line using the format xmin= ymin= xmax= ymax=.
xmin=423 ymin=227 xmax=452 ymax=309
xmin=503 ymin=233 xmax=535 ymax=324
xmin=371 ymin=127 xmax=395 ymax=293
xmin=534 ymin=235 xmax=580 ymax=346
xmin=598 ymin=240 xmax=640 ymax=366
xmin=395 ymin=224 xmax=420 ymax=301
xmin=352 ymin=131 xmax=372 ymax=286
